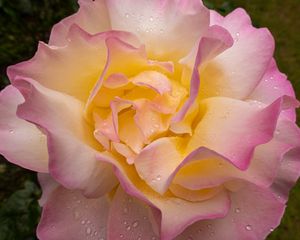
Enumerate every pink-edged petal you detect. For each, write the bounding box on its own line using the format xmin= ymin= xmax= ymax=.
xmin=112 ymin=142 xmax=137 ymax=164
xmin=106 ymin=0 xmax=210 ymax=59
xmin=107 ymin=185 xmax=159 ymax=240
xmin=248 ymin=58 xmax=297 ymax=121
xmin=187 ymin=97 xmax=285 ymax=170
xmin=103 ymin=73 xmax=129 ymax=88
xmin=0 ymin=85 xmax=48 ymax=172
xmin=98 ymin=153 xmax=230 ymax=240
xmin=134 ymin=137 xmax=184 ymax=194
xmin=173 ymin=25 xmax=233 ymax=122
xmin=13 ymin=78 xmax=118 ymax=197
xmin=200 ymin=8 xmax=275 ymax=99
xmin=131 ymin=71 xmax=172 ymax=95
xmin=37 ymin=186 xmax=110 ymax=240
xmin=38 ymin=173 xmax=59 ymax=207
xmin=8 ymin=25 xmax=136 ymax=102
xmin=49 ymin=0 xmax=111 ymax=46
xmin=271 ymin=147 xmax=300 ymax=203
xmin=175 ymin=183 xmax=285 ymax=240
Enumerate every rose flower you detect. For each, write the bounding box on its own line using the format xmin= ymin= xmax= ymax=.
xmin=0 ymin=0 xmax=299 ymax=239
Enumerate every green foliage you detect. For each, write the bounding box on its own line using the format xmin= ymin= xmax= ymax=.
xmin=0 ymin=181 xmax=41 ymax=240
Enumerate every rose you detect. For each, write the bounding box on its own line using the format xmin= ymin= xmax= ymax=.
xmin=1 ymin=0 xmax=300 ymax=239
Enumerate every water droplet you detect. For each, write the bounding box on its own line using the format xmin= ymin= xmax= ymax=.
xmin=234 ymin=32 xmax=240 ymax=42
xmin=149 ymin=16 xmax=154 ymax=21
xmin=270 ymin=227 xmax=274 ymax=232
xmin=120 ymin=234 xmax=124 ymax=238
xmin=132 ymin=221 xmax=139 ymax=228
xmin=235 ymin=208 xmax=241 ymax=213
xmin=156 ymin=175 xmax=161 ymax=181
xmin=207 ymin=224 xmax=212 ymax=229
xmin=123 ymin=221 xmax=128 ymax=225
xmin=126 ymin=225 xmax=131 ymax=231
xmin=77 ymin=200 xmax=81 ymax=204
xmin=154 ymin=124 xmax=160 ymax=128
xmin=209 ymin=231 xmax=215 ymax=237
xmin=275 ymin=129 xmax=280 ymax=135
xmin=125 ymin=13 xmax=130 ymax=18
xmin=86 ymin=227 xmax=92 ymax=235
xmin=123 ymin=207 xmax=129 ymax=213
xmin=143 ymin=216 xmax=147 ymax=220
xmin=94 ymin=231 xmax=98 ymax=236
xmin=9 ymin=129 xmax=14 ymax=133
xmin=273 ymin=86 xmax=279 ymax=90
xmin=151 ymin=237 xmax=157 ymax=240
xmin=197 ymin=229 xmax=203 ymax=233
xmin=270 ymin=76 xmax=274 ymax=80
xmin=81 ymin=220 xmax=86 ymax=225
xmin=245 ymin=225 xmax=252 ymax=231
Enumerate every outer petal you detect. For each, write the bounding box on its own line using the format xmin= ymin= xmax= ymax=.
xmin=175 ymin=183 xmax=285 ymax=240
xmin=271 ymin=147 xmax=300 ymax=203
xmin=107 ymin=186 xmax=159 ymax=240
xmin=38 ymin=173 xmax=59 ymax=207
xmin=106 ymin=0 xmax=210 ymax=59
xmin=187 ymin=97 xmax=284 ymax=170
xmin=0 ymin=85 xmax=48 ymax=172
xmin=248 ymin=59 xmax=297 ymax=121
xmin=199 ymin=8 xmax=275 ymax=99
xmin=49 ymin=0 xmax=111 ymax=46
xmin=37 ymin=186 xmax=110 ymax=240
xmin=98 ymin=153 xmax=230 ymax=240
xmin=13 ymin=78 xmax=118 ymax=197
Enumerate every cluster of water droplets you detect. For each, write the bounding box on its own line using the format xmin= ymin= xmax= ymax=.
xmin=71 ymin=196 xmax=105 ymax=240
xmin=123 ymin=11 xmax=165 ymax=35
xmin=119 ymin=196 xmax=158 ymax=240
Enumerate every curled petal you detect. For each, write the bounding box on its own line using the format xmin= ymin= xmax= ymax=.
xmin=175 ymin=183 xmax=285 ymax=240
xmin=0 ymin=85 xmax=48 ymax=172
xmin=13 ymin=78 xmax=118 ymax=197
xmin=200 ymin=8 xmax=275 ymax=99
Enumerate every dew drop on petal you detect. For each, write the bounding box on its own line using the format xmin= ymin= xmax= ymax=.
xmin=125 ymin=13 xmax=130 ymax=18
xmin=149 ymin=16 xmax=154 ymax=22
xmin=126 ymin=225 xmax=131 ymax=231
xmin=120 ymin=234 xmax=124 ymax=238
xmin=132 ymin=221 xmax=139 ymax=228
xmin=245 ymin=225 xmax=252 ymax=231
xmin=86 ymin=227 xmax=92 ymax=235
xmin=270 ymin=227 xmax=274 ymax=232
xmin=235 ymin=208 xmax=241 ymax=213
xmin=207 ymin=224 xmax=212 ymax=229
xmin=9 ymin=129 xmax=14 ymax=133
xmin=123 ymin=207 xmax=129 ymax=214
xmin=156 ymin=175 xmax=161 ymax=181
xmin=81 ymin=220 xmax=86 ymax=225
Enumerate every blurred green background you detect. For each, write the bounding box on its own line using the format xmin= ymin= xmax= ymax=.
xmin=0 ymin=0 xmax=299 ymax=239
